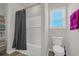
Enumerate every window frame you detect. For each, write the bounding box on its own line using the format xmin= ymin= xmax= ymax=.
xmin=50 ymin=7 xmax=66 ymax=29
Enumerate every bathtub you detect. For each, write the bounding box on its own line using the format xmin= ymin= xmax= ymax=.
xmin=27 ymin=43 xmax=41 ymax=56
xmin=18 ymin=43 xmax=41 ymax=56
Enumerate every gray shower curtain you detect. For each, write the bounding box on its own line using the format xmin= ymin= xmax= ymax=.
xmin=12 ymin=9 xmax=26 ymax=50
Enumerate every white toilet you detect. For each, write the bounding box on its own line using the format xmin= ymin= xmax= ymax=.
xmin=52 ymin=36 xmax=65 ymax=56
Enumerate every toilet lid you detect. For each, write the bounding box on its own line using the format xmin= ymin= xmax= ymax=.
xmin=53 ymin=45 xmax=64 ymax=53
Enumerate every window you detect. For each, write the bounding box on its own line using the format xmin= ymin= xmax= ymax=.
xmin=50 ymin=7 xmax=66 ymax=29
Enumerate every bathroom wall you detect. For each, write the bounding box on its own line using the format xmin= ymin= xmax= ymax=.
xmin=67 ymin=3 xmax=79 ymax=56
xmin=0 ymin=3 xmax=6 ymax=16
xmin=48 ymin=3 xmax=68 ymax=50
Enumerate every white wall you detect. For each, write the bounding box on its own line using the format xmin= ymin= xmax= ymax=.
xmin=67 ymin=3 xmax=79 ymax=56
xmin=0 ymin=3 xmax=6 ymax=16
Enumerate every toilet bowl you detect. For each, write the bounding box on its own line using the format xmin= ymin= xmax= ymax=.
xmin=52 ymin=36 xmax=65 ymax=56
xmin=53 ymin=45 xmax=65 ymax=56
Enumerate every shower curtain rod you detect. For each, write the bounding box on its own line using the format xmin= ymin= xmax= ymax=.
xmin=24 ymin=3 xmax=41 ymax=10
xmin=16 ymin=3 xmax=41 ymax=12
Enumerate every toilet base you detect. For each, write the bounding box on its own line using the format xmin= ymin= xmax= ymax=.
xmin=53 ymin=45 xmax=65 ymax=56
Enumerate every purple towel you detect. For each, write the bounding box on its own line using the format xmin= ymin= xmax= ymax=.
xmin=70 ymin=9 xmax=79 ymax=30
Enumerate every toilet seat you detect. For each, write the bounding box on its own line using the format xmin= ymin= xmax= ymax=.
xmin=53 ymin=45 xmax=64 ymax=55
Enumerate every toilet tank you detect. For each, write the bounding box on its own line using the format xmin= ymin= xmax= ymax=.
xmin=52 ymin=36 xmax=63 ymax=46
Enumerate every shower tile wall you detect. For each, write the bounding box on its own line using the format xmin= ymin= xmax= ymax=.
xmin=26 ymin=4 xmax=42 ymax=55
xmin=27 ymin=16 xmax=41 ymax=46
